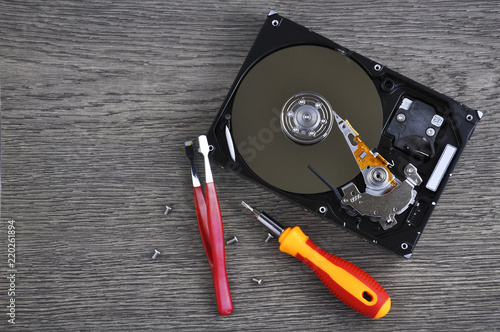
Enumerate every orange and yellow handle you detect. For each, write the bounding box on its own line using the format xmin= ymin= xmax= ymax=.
xmin=279 ymin=226 xmax=391 ymax=319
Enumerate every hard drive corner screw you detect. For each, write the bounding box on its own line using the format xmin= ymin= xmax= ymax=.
xmin=374 ymin=64 xmax=382 ymax=71
xmin=272 ymin=19 xmax=279 ymax=27
xmin=265 ymin=233 xmax=274 ymax=243
xmin=152 ymin=249 xmax=161 ymax=259
xmin=396 ymin=113 xmax=406 ymax=122
xmin=466 ymin=114 xmax=474 ymax=121
xmin=426 ymin=127 xmax=436 ymax=137
xmin=226 ymin=236 xmax=239 ymax=245
xmin=252 ymin=278 xmax=263 ymax=285
xmin=164 ymin=205 xmax=172 ymax=215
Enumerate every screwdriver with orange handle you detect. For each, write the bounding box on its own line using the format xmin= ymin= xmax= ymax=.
xmin=241 ymin=201 xmax=391 ymax=319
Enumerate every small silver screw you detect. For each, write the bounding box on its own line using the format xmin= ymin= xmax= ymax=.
xmin=152 ymin=249 xmax=161 ymax=259
xmin=164 ymin=205 xmax=172 ymax=215
xmin=406 ymin=166 xmax=415 ymax=174
xmin=265 ymin=233 xmax=274 ymax=243
xmin=374 ymin=64 xmax=382 ymax=71
xmin=396 ymin=113 xmax=406 ymax=122
xmin=426 ymin=127 xmax=436 ymax=137
xmin=271 ymin=19 xmax=279 ymax=26
xmin=252 ymin=278 xmax=263 ymax=285
xmin=466 ymin=114 xmax=474 ymax=122
xmin=226 ymin=236 xmax=239 ymax=245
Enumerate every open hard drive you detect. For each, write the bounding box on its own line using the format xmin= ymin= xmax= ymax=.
xmin=207 ymin=11 xmax=481 ymax=257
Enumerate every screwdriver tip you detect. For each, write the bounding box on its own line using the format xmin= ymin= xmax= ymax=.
xmin=241 ymin=201 xmax=259 ymax=217
xmin=241 ymin=200 xmax=252 ymax=210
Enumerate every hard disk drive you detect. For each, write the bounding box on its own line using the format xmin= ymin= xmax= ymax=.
xmin=206 ymin=12 xmax=481 ymax=257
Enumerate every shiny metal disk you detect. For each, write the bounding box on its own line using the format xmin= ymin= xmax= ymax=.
xmin=231 ymin=45 xmax=383 ymax=194
xmin=281 ymin=91 xmax=334 ymax=145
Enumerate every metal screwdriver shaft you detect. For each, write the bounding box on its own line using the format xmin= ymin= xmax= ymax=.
xmin=241 ymin=201 xmax=284 ymax=238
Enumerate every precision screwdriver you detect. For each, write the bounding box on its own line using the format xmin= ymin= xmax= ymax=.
xmin=241 ymin=201 xmax=391 ymax=319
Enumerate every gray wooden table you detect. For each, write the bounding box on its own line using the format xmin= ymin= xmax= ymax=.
xmin=1 ymin=1 xmax=499 ymax=330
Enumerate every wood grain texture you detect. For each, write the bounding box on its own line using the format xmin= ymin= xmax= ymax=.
xmin=1 ymin=0 xmax=499 ymax=330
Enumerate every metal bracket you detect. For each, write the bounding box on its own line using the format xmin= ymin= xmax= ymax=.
xmin=341 ymin=164 xmax=422 ymax=230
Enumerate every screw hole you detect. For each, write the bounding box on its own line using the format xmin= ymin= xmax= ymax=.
xmin=362 ymin=291 xmax=374 ymax=302
xmin=381 ymin=78 xmax=395 ymax=92
xmin=208 ymin=145 xmax=214 ymax=151
xmin=272 ymin=19 xmax=279 ymax=26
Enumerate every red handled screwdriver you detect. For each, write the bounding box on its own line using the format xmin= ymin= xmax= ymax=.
xmin=241 ymin=201 xmax=391 ymax=319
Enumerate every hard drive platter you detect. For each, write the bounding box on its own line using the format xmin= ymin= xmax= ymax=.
xmin=207 ymin=12 xmax=481 ymax=257
xmin=231 ymin=45 xmax=383 ymax=194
